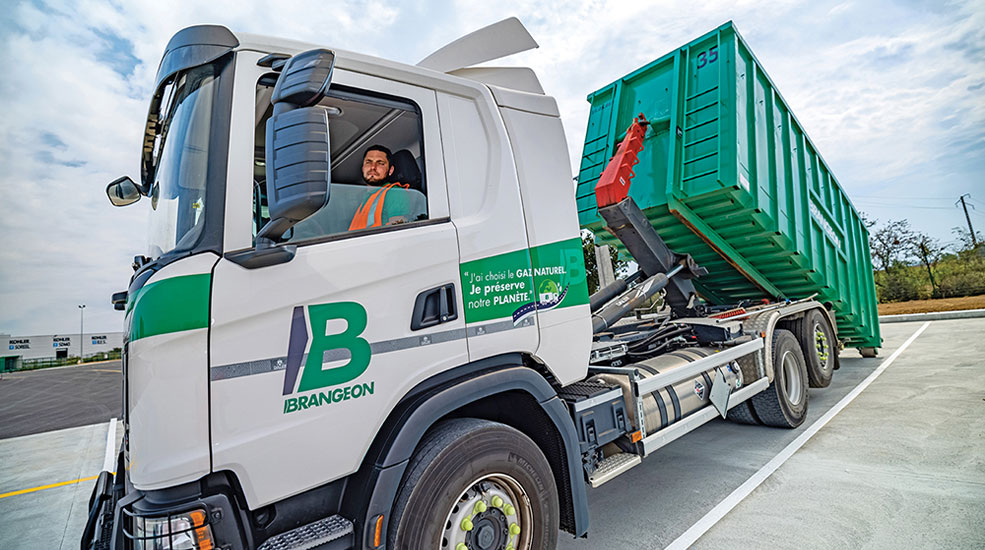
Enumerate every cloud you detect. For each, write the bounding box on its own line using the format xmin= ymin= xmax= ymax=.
xmin=0 ymin=0 xmax=414 ymax=335
xmin=463 ymin=0 xmax=985 ymax=241
xmin=1 ymin=0 xmax=983 ymax=335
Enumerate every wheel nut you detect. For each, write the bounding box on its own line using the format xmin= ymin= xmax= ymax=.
xmin=503 ymin=504 xmax=515 ymax=516
xmin=456 ymin=544 xmax=468 ymax=550
xmin=461 ymin=518 xmax=473 ymax=531
xmin=509 ymin=522 xmax=521 ymax=536
xmin=491 ymin=496 xmax=504 ymax=508
xmin=474 ymin=501 xmax=487 ymax=513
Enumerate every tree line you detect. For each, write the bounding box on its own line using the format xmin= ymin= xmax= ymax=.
xmin=866 ymin=217 xmax=984 ymax=302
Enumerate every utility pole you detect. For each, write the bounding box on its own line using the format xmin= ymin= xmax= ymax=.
xmin=78 ymin=304 xmax=86 ymax=363
xmin=956 ymin=194 xmax=978 ymax=247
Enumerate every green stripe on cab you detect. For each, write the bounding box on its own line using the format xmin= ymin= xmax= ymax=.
xmin=128 ymin=274 xmax=211 ymax=341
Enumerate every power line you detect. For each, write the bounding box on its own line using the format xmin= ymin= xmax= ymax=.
xmin=853 ymin=202 xmax=955 ymax=210
xmin=851 ymin=194 xmax=956 ymax=201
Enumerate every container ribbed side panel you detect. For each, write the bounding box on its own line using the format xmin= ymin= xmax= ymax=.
xmin=577 ymin=21 xmax=881 ymax=348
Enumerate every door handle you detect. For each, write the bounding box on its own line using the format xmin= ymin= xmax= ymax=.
xmin=411 ymin=284 xmax=458 ymax=330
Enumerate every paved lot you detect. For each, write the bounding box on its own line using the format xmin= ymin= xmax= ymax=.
xmin=0 ymin=361 xmax=122 ymax=438
xmin=558 ymin=319 xmax=985 ymax=549
xmin=1 ymin=321 xmax=982 ymax=549
xmin=695 ymin=318 xmax=985 ymax=549
xmin=0 ymin=423 xmax=122 ymax=550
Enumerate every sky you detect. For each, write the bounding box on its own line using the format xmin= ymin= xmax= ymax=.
xmin=1 ymin=0 xmax=983 ymax=335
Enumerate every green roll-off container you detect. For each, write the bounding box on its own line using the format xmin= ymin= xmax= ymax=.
xmin=576 ymin=21 xmax=881 ymax=350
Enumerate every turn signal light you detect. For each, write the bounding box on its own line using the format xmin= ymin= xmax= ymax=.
xmin=373 ymin=514 xmax=384 ymax=548
xmin=189 ymin=510 xmax=213 ymax=550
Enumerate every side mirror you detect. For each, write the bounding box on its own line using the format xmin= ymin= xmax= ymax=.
xmin=227 ymin=49 xmax=335 ymax=270
xmin=106 ymin=176 xmax=141 ymax=207
xmin=256 ymin=107 xmax=331 ymax=242
xmin=111 ymin=291 xmax=127 ymax=311
xmin=259 ymin=48 xmax=336 ymax=243
xmin=271 ymin=49 xmax=336 ymax=107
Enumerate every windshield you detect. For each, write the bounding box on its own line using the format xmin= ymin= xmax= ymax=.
xmin=145 ymin=63 xmax=218 ymax=259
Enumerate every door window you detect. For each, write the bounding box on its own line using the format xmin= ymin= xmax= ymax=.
xmin=253 ymin=76 xmax=429 ymax=243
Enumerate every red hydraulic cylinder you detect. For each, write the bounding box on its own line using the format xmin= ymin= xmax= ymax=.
xmin=594 ymin=113 xmax=649 ymax=208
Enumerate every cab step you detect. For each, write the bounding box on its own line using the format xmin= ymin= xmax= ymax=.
xmin=589 ymin=452 xmax=642 ymax=488
xmin=258 ymin=515 xmax=353 ymax=550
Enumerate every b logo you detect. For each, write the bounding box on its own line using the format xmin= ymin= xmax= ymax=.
xmin=282 ymin=302 xmax=371 ymax=395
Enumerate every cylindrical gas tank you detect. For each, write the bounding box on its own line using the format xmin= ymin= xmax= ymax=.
xmin=591 ymin=348 xmax=742 ymax=434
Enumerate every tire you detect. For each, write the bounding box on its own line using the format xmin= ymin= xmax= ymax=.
xmin=794 ymin=309 xmax=835 ymax=388
xmin=388 ymin=418 xmax=559 ymax=550
xmin=727 ymin=401 xmax=760 ymax=425
xmin=750 ymin=330 xmax=809 ymax=428
xmin=859 ymin=347 xmax=878 ymax=358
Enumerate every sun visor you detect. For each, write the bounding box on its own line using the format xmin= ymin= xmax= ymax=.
xmin=156 ymin=25 xmax=239 ymax=88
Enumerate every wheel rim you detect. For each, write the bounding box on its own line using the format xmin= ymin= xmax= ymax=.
xmin=441 ymin=473 xmax=532 ymax=550
xmin=780 ymin=349 xmax=804 ymax=406
xmin=813 ymin=322 xmax=830 ymax=369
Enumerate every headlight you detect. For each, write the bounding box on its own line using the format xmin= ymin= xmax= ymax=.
xmin=130 ymin=508 xmax=215 ymax=550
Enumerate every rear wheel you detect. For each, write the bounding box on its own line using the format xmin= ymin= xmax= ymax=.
xmin=794 ymin=309 xmax=835 ymax=388
xmin=750 ymin=330 xmax=809 ymax=428
xmin=727 ymin=401 xmax=760 ymax=425
xmin=389 ymin=418 xmax=559 ymax=550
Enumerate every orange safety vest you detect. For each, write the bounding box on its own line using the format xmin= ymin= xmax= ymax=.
xmin=348 ymin=182 xmax=409 ymax=231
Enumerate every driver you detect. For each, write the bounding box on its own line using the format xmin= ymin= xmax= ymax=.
xmin=348 ymin=145 xmax=412 ymax=230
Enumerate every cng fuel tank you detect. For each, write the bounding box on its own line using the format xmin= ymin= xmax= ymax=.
xmin=591 ymin=347 xmax=741 ymax=434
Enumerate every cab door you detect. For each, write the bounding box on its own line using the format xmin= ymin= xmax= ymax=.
xmin=208 ymin=57 xmax=466 ymax=508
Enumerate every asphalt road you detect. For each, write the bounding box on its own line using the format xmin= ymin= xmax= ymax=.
xmin=0 ymin=361 xmax=122 ymax=439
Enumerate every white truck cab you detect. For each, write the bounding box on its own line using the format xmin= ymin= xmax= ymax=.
xmin=88 ymin=19 xmax=838 ymax=550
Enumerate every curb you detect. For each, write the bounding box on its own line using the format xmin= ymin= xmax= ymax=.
xmin=879 ymin=308 xmax=985 ymax=324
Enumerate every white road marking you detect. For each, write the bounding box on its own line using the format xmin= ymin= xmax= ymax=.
xmin=664 ymin=321 xmax=931 ymax=550
xmin=103 ymin=417 xmax=117 ymax=472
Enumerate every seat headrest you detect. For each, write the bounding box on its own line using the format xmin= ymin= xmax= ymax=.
xmin=389 ymin=149 xmax=422 ymax=190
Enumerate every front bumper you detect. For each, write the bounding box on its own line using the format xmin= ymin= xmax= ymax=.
xmin=81 ymin=447 xmax=246 ymax=550
xmin=81 ymin=449 xmax=354 ymax=550
xmin=82 ymin=470 xmax=117 ymax=550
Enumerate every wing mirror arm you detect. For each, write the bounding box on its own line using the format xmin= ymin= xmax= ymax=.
xmin=226 ymin=238 xmax=296 ymax=269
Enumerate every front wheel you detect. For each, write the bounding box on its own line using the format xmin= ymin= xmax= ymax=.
xmin=389 ymin=418 xmax=559 ymax=550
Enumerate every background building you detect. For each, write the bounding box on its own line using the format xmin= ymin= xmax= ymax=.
xmin=1 ymin=332 xmax=123 ymax=369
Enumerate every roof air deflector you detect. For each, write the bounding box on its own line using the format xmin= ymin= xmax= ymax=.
xmin=417 ymin=17 xmax=538 ymax=73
